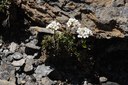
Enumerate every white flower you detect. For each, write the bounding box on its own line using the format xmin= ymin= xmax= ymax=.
xmin=77 ymin=27 xmax=93 ymax=38
xmin=66 ymin=18 xmax=81 ymax=28
xmin=46 ymin=21 xmax=61 ymax=31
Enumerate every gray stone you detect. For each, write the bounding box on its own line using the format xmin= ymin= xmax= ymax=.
xmin=0 ymin=43 xmax=2 ymax=47
xmin=0 ymin=38 xmax=2 ymax=47
xmin=84 ymin=0 xmax=93 ymax=4
xmin=18 ymin=46 xmax=26 ymax=54
xmin=25 ymin=43 xmax=41 ymax=50
xmin=41 ymin=77 xmax=55 ymax=85
xmin=29 ymin=26 xmax=54 ymax=35
xmin=25 ymin=81 xmax=36 ymax=85
xmin=102 ymin=81 xmax=120 ymax=85
xmin=0 ymin=49 xmax=2 ymax=52
xmin=11 ymin=59 xmax=26 ymax=67
xmin=6 ymin=55 xmax=13 ymax=62
xmin=0 ymin=71 xmax=10 ymax=80
xmin=15 ymin=67 xmax=20 ymax=71
xmin=112 ymin=0 xmax=125 ymax=7
xmin=99 ymin=77 xmax=108 ymax=83
xmin=35 ymin=64 xmax=54 ymax=76
xmin=24 ymin=59 xmax=34 ymax=72
xmin=26 ymin=55 xmax=35 ymax=59
xmin=0 ymin=80 xmax=16 ymax=85
xmin=11 ymin=52 xmax=23 ymax=60
xmin=2 ymin=49 xmax=8 ymax=53
xmin=16 ymin=73 xmax=26 ymax=85
xmin=33 ymin=74 xmax=42 ymax=81
xmin=36 ymin=0 xmax=44 ymax=4
xmin=30 ymin=39 xmax=38 ymax=45
xmin=34 ymin=64 xmax=54 ymax=80
xmin=8 ymin=42 xmax=18 ymax=52
xmin=24 ymin=58 xmax=34 ymax=72
xmin=95 ymin=7 xmax=128 ymax=32
xmin=24 ymin=64 xmax=33 ymax=72
xmin=25 ymin=42 xmax=40 ymax=55
xmin=0 ymin=63 xmax=15 ymax=82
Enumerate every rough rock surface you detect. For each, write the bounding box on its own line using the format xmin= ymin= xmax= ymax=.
xmin=13 ymin=0 xmax=128 ymax=39
xmin=0 ymin=80 xmax=16 ymax=85
xmin=0 ymin=0 xmax=128 ymax=85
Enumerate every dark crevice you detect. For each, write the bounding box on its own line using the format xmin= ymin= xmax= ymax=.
xmin=93 ymin=38 xmax=128 ymax=85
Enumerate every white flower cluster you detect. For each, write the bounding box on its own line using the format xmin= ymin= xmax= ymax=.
xmin=46 ymin=21 xmax=61 ymax=31
xmin=77 ymin=27 xmax=93 ymax=38
xmin=66 ymin=18 xmax=81 ymax=28
xmin=46 ymin=18 xmax=93 ymax=38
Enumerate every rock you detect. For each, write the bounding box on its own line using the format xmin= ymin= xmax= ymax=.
xmin=0 ymin=39 xmax=3 ymax=47
xmin=99 ymin=77 xmax=108 ymax=83
xmin=18 ymin=43 xmax=26 ymax=54
xmin=24 ymin=65 xmax=33 ymax=72
xmin=87 ymin=83 xmax=93 ymax=85
xmin=20 ymin=80 xmax=26 ymax=84
xmin=11 ymin=59 xmax=26 ymax=67
xmin=36 ymin=0 xmax=45 ymax=4
xmin=102 ymin=81 xmax=120 ymax=85
xmin=112 ymin=0 xmax=125 ymax=7
xmin=26 ymin=58 xmax=34 ymax=65
xmin=0 ymin=71 xmax=10 ymax=80
xmin=34 ymin=59 xmax=44 ymax=66
xmin=0 ymin=80 xmax=16 ymax=85
xmin=34 ymin=64 xmax=54 ymax=80
xmin=84 ymin=0 xmax=93 ymax=4
xmin=0 ymin=62 xmax=15 ymax=82
xmin=6 ymin=55 xmax=13 ymax=62
xmin=3 ymin=49 xmax=8 ymax=53
xmin=11 ymin=52 xmax=23 ymax=60
xmin=33 ymin=73 xmax=42 ymax=81
xmin=29 ymin=26 xmax=54 ymax=35
xmin=126 ymin=0 xmax=128 ymax=3
xmin=41 ymin=77 xmax=55 ymax=85
xmin=56 ymin=15 xmax=69 ymax=23
xmin=0 ymin=49 xmax=2 ymax=52
xmin=26 ymin=55 xmax=35 ymax=59
xmin=29 ymin=39 xmax=38 ymax=45
xmin=83 ymin=80 xmax=88 ymax=85
xmin=35 ymin=64 xmax=53 ymax=76
xmin=65 ymin=2 xmax=77 ymax=10
xmin=25 ymin=43 xmax=40 ymax=50
xmin=25 ymin=42 xmax=41 ymax=55
xmin=24 ymin=59 xmax=34 ymax=72
xmin=81 ymin=5 xmax=95 ymax=13
xmin=8 ymin=42 xmax=18 ymax=52
xmin=15 ymin=67 xmax=20 ymax=71
xmin=25 ymin=81 xmax=36 ymax=85
xmin=16 ymin=73 xmax=26 ymax=85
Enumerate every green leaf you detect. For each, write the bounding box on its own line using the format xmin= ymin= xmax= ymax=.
xmin=82 ymin=40 xmax=87 ymax=48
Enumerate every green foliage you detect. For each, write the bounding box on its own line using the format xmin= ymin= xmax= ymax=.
xmin=41 ymin=31 xmax=89 ymax=61
xmin=0 ymin=0 xmax=10 ymax=12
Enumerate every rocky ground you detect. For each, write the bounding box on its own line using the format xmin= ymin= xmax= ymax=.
xmin=0 ymin=0 xmax=128 ymax=85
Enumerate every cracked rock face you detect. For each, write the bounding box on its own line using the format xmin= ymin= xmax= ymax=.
xmin=0 ymin=0 xmax=127 ymax=85
xmin=13 ymin=0 xmax=128 ymax=39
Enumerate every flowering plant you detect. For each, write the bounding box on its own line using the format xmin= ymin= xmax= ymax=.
xmin=42 ymin=18 xmax=93 ymax=60
xmin=46 ymin=21 xmax=61 ymax=31
xmin=77 ymin=27 xmax=93 ymax=38
xmin=66 ymin=18 xmax=81 ymax=28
